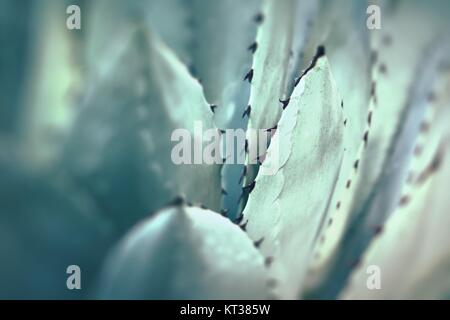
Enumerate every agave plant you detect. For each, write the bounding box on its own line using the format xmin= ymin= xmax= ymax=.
xmin=1 ymin=0 xmax=450 ymax=299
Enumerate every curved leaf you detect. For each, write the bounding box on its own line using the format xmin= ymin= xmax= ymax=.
xmin=242 ymin=57 xmax=344 ymax=299
xmin=341 ymin=84 xmax=450 ymax=298
xmin=189 ymin=0 xmax=261 ymax=127
xmin=305 ymin=1 xmax=450 ymax=298
xmin=85 ymin=0 xmax=191 ymax=78
xmin=96 ymin=205 xmax=269 ymax=299
xmin=60 ymin=30 xmax=221 ymax=231
xmin=240 ymin=0 xmax=317 ymax=210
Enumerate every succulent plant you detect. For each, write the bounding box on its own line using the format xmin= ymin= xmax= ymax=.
xmin=97 ymin=204 xmax=269 ymax=299
xmin=1 ymin=0 xmax=450 ymax=300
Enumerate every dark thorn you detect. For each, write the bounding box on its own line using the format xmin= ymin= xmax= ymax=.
xmin=430 ymin=150 xmax=443 ymax=172
xmin=371 ymin=81 xmax=376 ymax=96
xmin=346 ymin=180 xmax=352 ymax=189
xmin=265 ymin=256 xmax=274 ymax=267
xmin=200 ymin=204 xmax=208 ymax=210
xmin=244 ymin=68 xmax=254 ymax=83
xmin=350 ymin=259 xmax=361 ymax=269
xmin=368 ymin=111 xmax=373 ymax=126
xmin=256 ymin=155 xmax=263 ymax=165
xmin=245 ymin=139 xmax=249 ymax=153
xmin=336 ymin=202 xmax=341 ymax=209
xmin=221 ymin=188 xmax=228 ymax=196
xmin=254 ymin=12 xmax=264 ymax=23
xmin=237 ymin=178 xmax=256 ymax=203
xmin=187 ymin=201 xmax=193 ymax=207
xmin=354 ymin=159 xmax=359 ymax=170
xmin=210 ymin=104 xmax=217 ymax=113
xmin=279 ymin=98 xmax=290 ymax=110
xmin=240 ymin=220 xmax=248 ymax=231
xmin=344 ymin=119 xmax=347 ymax=126
xmin=379 ymin=63 xmax=387 ymax=74
xmin=417 ymin=149 xmax=444 ymax=184
xmin=169 ymin=195 xmax=185 ymax=207
xmin=316 ymin=45 xmax=326 ymax=57
xmin=242 ymin=105 xmax=251 ymax=118
xmin=218 ymin=128 xmax=226 ymax=135
xmin=328 ymin=218 xmax=333 ymax=227
xmin=295 ymin=45 xmax=326 ymax=86
xmin=363 ymin=131 xmax=369 ymax=146
xmin=420 ymin=122 xmax=430 ymax=133
xmin=248 ymin=41 xmax=258 ymax=54
xmin=254 ymin=237 xmax=264 ymax=248
xmin=373 ymin=225 xmax=384 ymax=236
xmin=265 ymin=125 xmax=278 ymax=132
xmin=235 ymin=213 xmax=244 ymax=224
xmin=399 ymin=195 xmax=410 ymax=206
xmin=220 ymin=209 xmax=229 ymax=216
xmin=243 ymin=181 xmax=256 ymax=194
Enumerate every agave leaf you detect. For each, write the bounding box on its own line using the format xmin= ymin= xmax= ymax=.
xmin=340 ymin=76 xmax=450 ymax=298
xmin=300 ymin=0 xmax=371 ymax=158
xmin=239 ymin=0 xmax=318 ymax=211
xmin=304 ymin=2 xmax=450 ymax=298
xmin=299 ymin=2 xmax=372 ymax=295
xmin=341 ymin=149 xmax=450 ymax=299
xmin=0 ymin=156 xmax=114 ymax=299
xmin=60 ymin=30 xmax=221 ymax=231
xmin=12 ymin=1 xmax=85 ymax=167
xmin=242 ymin=57 xmax=344 ymax=299
xmin=246 ymin=0 xmax=315 ymax=132
xmin=189 ymin=0 xmax=261 ymax=128
xmin=96 ymin=205 xmax=269 ymax=299
xmin=85 ymin=0 xmax=191 ymax=78
xmin=187 ymin=0 xmax=261 ymax=217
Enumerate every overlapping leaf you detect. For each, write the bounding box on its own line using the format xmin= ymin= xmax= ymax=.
xmin=305 ymin=1 xmax=450 ymax=298
xmin=341 ymin=71 xmax=450 ymax=298
xmin=97 ymin=205 xmax=269 ymax=299
xmin=242 ymin=57 xmax=344 ymax=298
xmin=60 ymin=30 xmax=221 ymax=231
